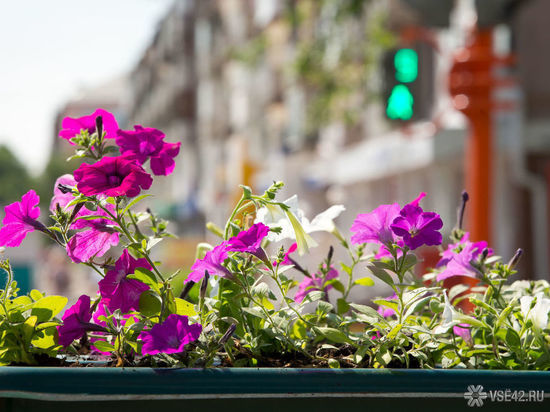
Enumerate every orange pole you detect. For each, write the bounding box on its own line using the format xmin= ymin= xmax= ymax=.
xmin=464 ymin=29 xmax=493 ymax=244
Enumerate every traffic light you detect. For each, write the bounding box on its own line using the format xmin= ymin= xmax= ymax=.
xmin=383 ymin=43 xmax=434 ymax=122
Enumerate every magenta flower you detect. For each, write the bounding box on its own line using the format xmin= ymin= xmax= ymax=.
xmin=377 ymin=293 xmax=397 ymax=317
xmin=0 ymin=190 xmax=45 ymax=248
xmin=186 ymin=243 xmax=232 ymax=284
xmin=294 ymin=268 xmax=338 ymax=303
xmin=453 ymin=323 xmax=472 ymax=345
xmin=276 ymin=242 xmax=297 ymax=266
xmin=139 ymin=314 xmax=202 ymax=355
xmin=437 ymin=232 xmax=490 ymax=268
xmin=59 ymin=108 xmax=119 ymax=143
xmin=390 ymin=203 xmax=443 ymax=250
xmin=350 ymin=203 xmax=401 ymax=246
xmin=98 ymin=250 xmax=151 ymax=312
xmin=226 ymin=223 xmax=270 ymax=261
xmin=436 ymin=243 xmax=482 ymax=282
xmin=57 ymin=295 xmax=92 ymax=347
xmin=99 ymin=249 xmax=153 ymax=313
xmin=66 ymin=206 xmax=119 ymax=263
xmin=49 ymin=174 xmax=78 ymax=213
xmin=74 ymin=156 xmax=153 ymax=198
xmin=116 ymin=125 xmax=181 ymax=176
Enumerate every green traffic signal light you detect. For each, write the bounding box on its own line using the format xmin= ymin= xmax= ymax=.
xmin=386 ymin=84 xmax=414 ymax=120
xmin=394 ymin=48 xmax=418 ymax=83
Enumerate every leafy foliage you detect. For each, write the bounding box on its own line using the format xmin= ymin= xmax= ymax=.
xmin=0 ymin=260 xmax=66 ymax=365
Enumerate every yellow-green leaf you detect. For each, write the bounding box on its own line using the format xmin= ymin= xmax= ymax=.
xmin=175 ymin=298 xmax=197 ymax=316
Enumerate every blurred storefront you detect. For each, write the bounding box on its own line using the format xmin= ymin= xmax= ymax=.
xmin=47 ymin=0 xmax=550 ymax=282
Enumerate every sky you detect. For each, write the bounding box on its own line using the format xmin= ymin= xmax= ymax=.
xmin=0 ymin=0 xmax=174 ymax=175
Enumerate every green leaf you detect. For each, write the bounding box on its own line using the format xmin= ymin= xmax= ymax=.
xmin=429 ymin=298 xmax=443 ymax=314
xmin=35 ymin=321 xmax=61 ymax=330
xmin=241 ymin=307 xmax=265 ymax=318
xmin=350 ymin=303 xmax=383 ymax=319
xmin=12 ymin=296 xmax=33 ymax=308
xmin=337 ymin=298 xmax=350 ymax=314
xmin=317 ymin=300 xmax=334 ymax=314
xmin=496 ymin=299 xmax=517 ymax=329
xmin=128 ymin=268 xmax=161 ymax=293
xmin=31 ymin=296 xmax=68 ymax=322
xmin=505 ymin=328 xmax=521 ymax=350
xmin=399 ymin=253 xmax=417 ymax=274
xmin=367 ymin=264 xmax=395 ymax=288
xmin=325 ymin=279 xmax=345 ymax=294
xmin=354 ymin=277 xmax=374 ymax=287
xmin=315 ymin=327 xmax=354 ymax=345
xmin=340 ymin=263 xmax=353 ymax=276
xmin=469 ymin=298 xmax=498 ymax=315
xmin=22 ymin=316 xmax=38 ymax=344
xmin=174 ymin=298 xmax=197 ymax=316
xmin=386 ymin=323 xmax=402 ymax=340
xmin=121 ymin=194 xmax=152 ymax=216
xmin=375 ymin=345 xmax=391 ymax=366
xmin=303 ymin=290 xmax=325 ymax=303
xmin=146 ymin=237 xmax=163 ymax=251
xmin=292 ymin=319 xmax=308 ymax=340
xmin=139 ymin=290 xmax=162 ymax=317
xmin=239 ymin=185 xmax=253 ymax=199
xmin=92 ymin=340 xmax=116 ymax=353
xmin=29 ymin=290 xmax=43 ymax=301
xmin=31 ymin=328 xmax=58 ymax=350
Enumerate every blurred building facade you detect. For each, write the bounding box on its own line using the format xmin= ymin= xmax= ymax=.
xmin=48 ymin=0 xmax=550 ymax=280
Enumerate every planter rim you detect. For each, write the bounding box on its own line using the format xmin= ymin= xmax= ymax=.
xmin=1 ymin=367 xmax=550 ymax=401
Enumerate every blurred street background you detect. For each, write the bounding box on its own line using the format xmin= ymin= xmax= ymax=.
xmin=1 ymin=0 xmax=549 ymax=302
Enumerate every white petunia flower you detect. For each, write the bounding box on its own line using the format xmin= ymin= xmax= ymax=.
xmin=255 ymin=195 xmax=345 ymax=255
xmin=520 ymin=292 xmax=550 ymax=330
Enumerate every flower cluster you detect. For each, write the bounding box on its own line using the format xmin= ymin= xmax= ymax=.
xmin=350 ymin=192 xmax=443 ymax=253
xmin=0 ymin=107 xmax=547 ymax=370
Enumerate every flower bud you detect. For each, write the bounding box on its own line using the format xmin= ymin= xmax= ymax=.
xmin=457 ymin=190 xmax=469 ymax=230
xmin=179 ymin=280 xmax=195 ymax=299
xmin=200 ymin=271 xmax=210 ymax=301
xmin=95 ymin=115 xmax=103 ymax=138
xmin=507 ymin=248 xmax=523 ymax=269
xmin=57 ymin=183 xmax=74 ymax=194
xmin=218 ymin=323 xmax=237 ymax=346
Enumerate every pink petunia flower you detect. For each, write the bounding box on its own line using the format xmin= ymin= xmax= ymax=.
xmin=453 ymin=323 xmax=473 ymax=345
xmin=66 ymin=205 xmax=119 ymax=263
xmin=226 ymin=223 xmax=270 ymax=261
xmin=0 ymin=190 xmax=45 ymax=247
xmin=185 ymin=243 xmax=232 ymax=284
xmin=59 ymin=108 xmax=119 ymax=143
xmin=116 ymin=125 xmax=181 ymax=176
xmin=49 ymin=174 xmax=78 ymax=213
xmin=139 ymin=314 xmax=202 ymax=355
xmin=274 ymin=242 xmax=297 ymax=266
xmin=57 ymin=295 xmax=93 ymax=347
xmin=437 ymin=232 xmax=490 ymax=268
xmin=294 ymin=267 xmax=338 ymax=303
xmin=390 ymin=203 xmax=443 ymax=250
xmin=436 ymin=243 xmax=482 ymax=282
xmin=73 ymin=156 xmax=153 ymax=198
xmin=350 ymin=203 xmax=401 ymax=246
xmin=98 ymin=250 xmax=151 ymax=313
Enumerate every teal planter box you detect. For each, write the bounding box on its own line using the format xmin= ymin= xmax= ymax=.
xmin=1 ymin=367 xmax=549 ymax=411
